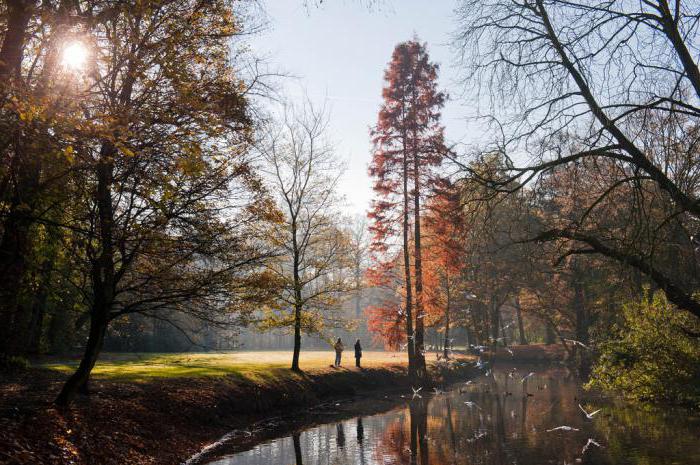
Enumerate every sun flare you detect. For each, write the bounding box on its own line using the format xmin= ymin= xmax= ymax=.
xmin=61 ymin=41 xmax=88 ymax=70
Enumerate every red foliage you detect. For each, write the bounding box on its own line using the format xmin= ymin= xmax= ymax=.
xmin=365 ymin=302 xmax=405 ymax=350
xmin=422 ymin=183 xmax=469 ymax=323
xmin=366 ymin=38 xmax=448 ymax=347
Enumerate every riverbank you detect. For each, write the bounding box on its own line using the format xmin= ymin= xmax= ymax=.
xmin=0 ymin=352 xmax=477 ymax=465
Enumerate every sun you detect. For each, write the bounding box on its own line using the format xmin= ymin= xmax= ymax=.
xmin=61 ymin=41 xmax=88 ymax=70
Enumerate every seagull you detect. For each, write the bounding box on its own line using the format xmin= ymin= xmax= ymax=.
xmin=466 ymin=431 xmax=487 ymax=443
xmin=464 ymin=380 xmax=474 ymax=386
xmin=412 ymin=387 xmax=422 ymax=399
xmin=564 ymin=338 xmax=589 ymax=349
xmin=521 ymin=372 xmax=535 ymax=383
xmin=485 ymin=369 xmax=492 ymax=377
xmin=464 ymin=401 xmax=482 ymax=410
xmin=546 ymin=426 xmax=579 ymax=432
xmin=582 ymin=438 xmax=601 ymax=454
xmin=505 ymin=347 xmax=514 ymax=356
xmin=578 ymin=404 xmax=602 ymax=419
xmin=508 ymin=368 xmax=518 ymax=379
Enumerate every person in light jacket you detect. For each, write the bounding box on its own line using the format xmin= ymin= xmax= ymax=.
xmin=354 ymin=339 xmax=362 ymax=368
xmin=334 ymin=338 xmax=344 ymax=367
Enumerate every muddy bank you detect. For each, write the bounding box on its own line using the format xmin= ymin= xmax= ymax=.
xmin=0 ymin=361 xmax=477 ymax=465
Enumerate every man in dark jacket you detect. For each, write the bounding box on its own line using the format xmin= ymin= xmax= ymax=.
xmin=354 ymin=339 xmax=362 ymax=368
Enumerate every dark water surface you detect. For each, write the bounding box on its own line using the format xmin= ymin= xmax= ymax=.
xmin=203 ymin=366 xmax=700 ymax=465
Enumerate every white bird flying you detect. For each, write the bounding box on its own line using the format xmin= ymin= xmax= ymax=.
xmin=546 ymin=426 xmax=579 ymax=432
xmin=521 ymin=372 xmax=535 ymax=383
xmin=564 ymin=338 xmax=589 ymax=349
xmin=581 ymin=438 xmax=601 ymax=454
xmin=412 ymin=387 xmax=422 ymax=399
xmin=464 ymin=401 xmax=482 ymax=410
xmin=578 ymin=404 xmax=602 ymax=419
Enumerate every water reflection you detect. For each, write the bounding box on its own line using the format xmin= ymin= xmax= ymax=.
xmin=206 ymin=366 xmax=700 ymax=465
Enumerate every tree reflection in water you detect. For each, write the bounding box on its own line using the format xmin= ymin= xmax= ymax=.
xmin=205 ymin=367 xmax=700 ymax=465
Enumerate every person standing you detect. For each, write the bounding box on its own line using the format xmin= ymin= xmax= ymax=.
xmin=354 ymin=339 xmax=362 ymax=368
xmin=334 ymin=338 xmax=344 ymax=367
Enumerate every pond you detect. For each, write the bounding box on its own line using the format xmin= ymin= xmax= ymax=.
xmin=200 ymin=366 xmax=700 ymax=465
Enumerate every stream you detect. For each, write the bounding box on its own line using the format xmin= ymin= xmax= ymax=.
xmin=197 ymin=365 xmax=700 ymax=465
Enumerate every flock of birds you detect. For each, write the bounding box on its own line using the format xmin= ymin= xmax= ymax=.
xmin=403 ymin=356 xmax=605 ymax=462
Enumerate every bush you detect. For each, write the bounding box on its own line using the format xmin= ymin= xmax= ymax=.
xmin=0 ymin=354 xmax=30 ymax=373
xmin=587 ymin=291 xmax=700 ymax=407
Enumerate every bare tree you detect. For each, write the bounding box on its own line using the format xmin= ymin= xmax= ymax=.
xmin=453 ymin=0 xmax=700 ymax=317
xmin=348 ymin=215 xmax=370 ymax=320
xmin=257 ymin=104 xmax=354 ymax=371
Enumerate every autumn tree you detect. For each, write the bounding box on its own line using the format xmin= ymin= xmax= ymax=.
xmin=47 ymin=0 xmax=271 ymax=405
xmin=368 ymin=39 xmax=446 ymax=381
xmin=0 ymin=0 xmax=88 ymax=355
xmin=454 ymin=0 xmax=700 ymax=318
xmin=423 ymin=181 xmax=468 ymax=358
xmin=256 ymin=104 xmax=354 ymax=372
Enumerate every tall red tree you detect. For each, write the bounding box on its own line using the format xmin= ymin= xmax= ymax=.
xmin=423 ymin=181 xmax=468 ymax=358
xmin=367 ymin=39 xmax=446 ymax=381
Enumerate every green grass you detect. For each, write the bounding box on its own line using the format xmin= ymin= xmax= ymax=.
xmin=39 ymin=350 xmax=409 ymax=382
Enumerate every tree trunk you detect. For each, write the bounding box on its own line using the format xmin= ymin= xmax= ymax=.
xmin=515 ymin=295 xmax=527 ymax=345
xmin=573 ymin=281 xmax=587 ymax=342
xmin=354 ymin=263 xmax=362 ymax=319
xmin=54 ymin=303 xmax=109 ymax=406
xmin=412 ymin=142 xmax=426 ymax=380
xmin=0 ymin=1 xmax=71 ymax=356
xmin=291 ymin=217 xmax=303 ymax=372
xmin=0 ymin=207 xmax=32 ymax=354
xmin=490 ymin=300 xmax=500 ymax=343
xmin=26 ymin=256 xmax=55 ymax=354
xmin=0 ymin=0 xmax=34 ymax=80
xmin=402 ymin=143 xmax=416 ymax=379
xmin=291 ymin=302 xmax=302 ymax=372
xmin=55 ymin=145 xmax=115 ymax=406
xmin=544 ymin=319 xmax=556 ymax=344
xmin=443 ymin=273 xmax=451 ymax=359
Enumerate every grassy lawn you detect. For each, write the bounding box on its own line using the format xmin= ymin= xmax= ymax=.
xmin=39 ymin=350 xmax=409 ymax=382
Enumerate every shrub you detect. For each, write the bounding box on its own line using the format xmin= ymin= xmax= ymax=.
xmin=587 ymin=291 xmax=700 ymax=407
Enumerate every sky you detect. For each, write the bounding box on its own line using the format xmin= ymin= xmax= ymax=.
xmin=248 ymin=0 xmax=477 ymax=216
